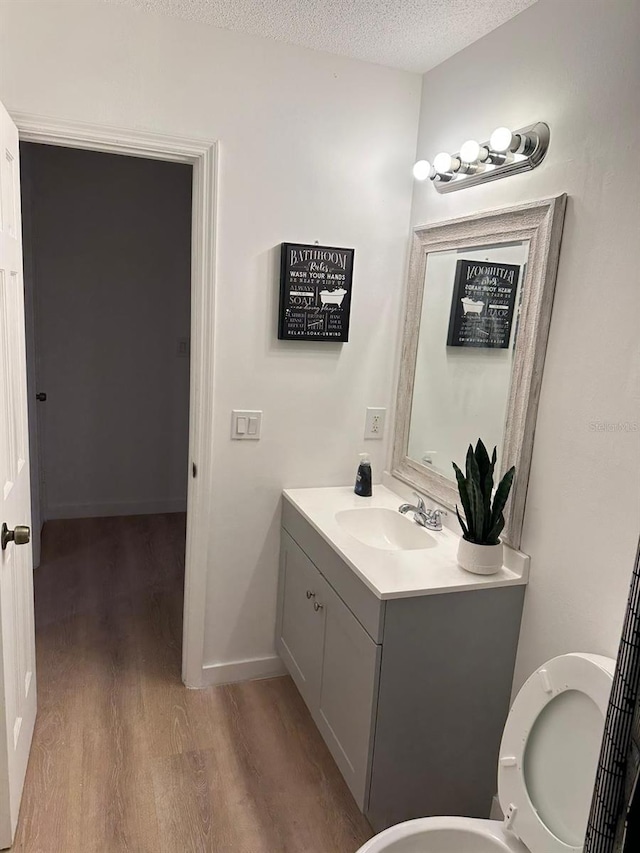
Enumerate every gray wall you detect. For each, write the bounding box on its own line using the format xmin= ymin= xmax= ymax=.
xmin=21 ymin=143 xmax=192 ymax=519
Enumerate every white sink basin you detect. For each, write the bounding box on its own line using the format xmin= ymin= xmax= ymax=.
xmin=335 ymin=507 xmax=437 ymax=551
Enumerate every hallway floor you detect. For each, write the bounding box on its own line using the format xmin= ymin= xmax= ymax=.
xmin=14 ymin=514 xmax=371 ymax=852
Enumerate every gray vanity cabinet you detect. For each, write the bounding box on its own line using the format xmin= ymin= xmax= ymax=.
xmin=276 ymin=499 xmax=525 ymax=832
xmin=278 ymin=531 xmax=381 ymax=807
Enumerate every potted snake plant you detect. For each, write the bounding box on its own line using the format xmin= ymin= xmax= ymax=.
xmin=452 ymin=440 xmax=515 ymax=575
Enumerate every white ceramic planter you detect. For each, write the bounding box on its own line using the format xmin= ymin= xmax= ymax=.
xmin=457 ymin=538 xmax=503 ymax=575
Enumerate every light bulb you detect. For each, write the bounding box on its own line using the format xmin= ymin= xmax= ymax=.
xmin=412 ymin=160 xmax=432 ymax=181
xmin=459 ymin=140 xmax=481 ymax=163
xmin=461 ymin=140 xmax=490 ymax=164
xmin=490 ymin=127 xmax=515 ymax=153
xmin=433 ymin=152 xmax=458 ymax=174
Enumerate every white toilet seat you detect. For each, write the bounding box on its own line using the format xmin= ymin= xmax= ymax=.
xmin=356 ymin=816 xmax=528 ymax=853
xmin=355 ymin=653 xmax=615 ymax=853
xmin=497 ymin=653 xmax=614 ymax=853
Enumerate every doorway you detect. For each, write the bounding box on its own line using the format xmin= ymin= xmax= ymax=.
xmin=21 ymin=140 xmax=192 ymax=676
xmin=14 ymin=113 xmax=218 ymax=689
xmin=22 ymin=142 xmax=192 ymax=531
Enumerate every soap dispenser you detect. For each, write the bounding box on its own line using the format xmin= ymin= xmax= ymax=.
xmin=354 ymin=453 xmax=373 ymax=497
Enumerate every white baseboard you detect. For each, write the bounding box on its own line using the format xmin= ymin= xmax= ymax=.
xmin=45 ymin=498 xmax=187 ymax=520
xmin=200 ymin=654 xmax=286 ymax=688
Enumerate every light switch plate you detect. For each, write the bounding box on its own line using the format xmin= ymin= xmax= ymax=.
xmin=364 ymin=407 xmax=386 ymax=440
xmin=231 ymin=410 xmax=262 ymax=440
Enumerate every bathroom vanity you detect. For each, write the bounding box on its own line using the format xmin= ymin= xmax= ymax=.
xmin=276 ymin=485 xmax=529 ymax=832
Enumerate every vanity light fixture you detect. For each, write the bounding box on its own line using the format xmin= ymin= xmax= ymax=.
xmin=413 ymin=121 xmax=550 ymax=193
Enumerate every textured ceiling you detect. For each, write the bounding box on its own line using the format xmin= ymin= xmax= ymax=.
xmin=101 ymin=0 xmax=538 ymax=73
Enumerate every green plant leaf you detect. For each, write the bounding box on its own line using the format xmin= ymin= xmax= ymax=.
xmin=482 ymin=477 xmax=495 ymax=539
xmin=475 ymin=439 xmax=491 ymax=483
xmin=465 ymin=444 xmax=486 ymax=542
xmin=491 ymin=466 xmax=516 ymax=529
xmin=479 ymin=443 xmax=497 ymax=541
xmin=455 ymin=505 xmax=469 ymax=539
xmin=486 ymin=514 xmax=505 ymax=545
xmin=452 ymin=462 xmax=474 ymax=539
xmin=482 ymin=456 xmax=496 ymax=537
xmin=466 ymin=443 xmax=480 ymax=485
xmin=467 ymin=473 xmax=479 ymax=539
xmin=469 ymin=476 xmax=485 ymax=543
xmin=486 ymin=446 xmax=498 ymax=536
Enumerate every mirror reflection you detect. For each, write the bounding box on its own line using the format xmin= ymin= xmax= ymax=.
xmin=407 ymin=242 xmax=529 ymax=480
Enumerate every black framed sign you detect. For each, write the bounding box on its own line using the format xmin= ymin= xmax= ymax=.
xmin=278 ymin=242 xmax=355 ymax=342
xmin=446 ymin=258 xmax=521 ymax=349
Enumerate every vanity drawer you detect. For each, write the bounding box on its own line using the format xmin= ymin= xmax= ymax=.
xmin=282 ymin=497 xmax=385 ymax=643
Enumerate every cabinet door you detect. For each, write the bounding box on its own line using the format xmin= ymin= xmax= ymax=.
xmin=277 ymin=532 xmax=326 ymax=708
xmin=315 ymin=577 xmax=381 ymax=809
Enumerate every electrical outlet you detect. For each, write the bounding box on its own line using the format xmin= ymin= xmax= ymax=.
xmin=365 ymin=407 xmax=386 ymax=440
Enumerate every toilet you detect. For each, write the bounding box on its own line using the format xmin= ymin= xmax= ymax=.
xmin=356 ymin=653 xmax=615 ymax=853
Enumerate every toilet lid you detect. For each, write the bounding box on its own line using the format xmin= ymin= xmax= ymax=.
xmin=498 ymin=653 xmax=615 ymax=853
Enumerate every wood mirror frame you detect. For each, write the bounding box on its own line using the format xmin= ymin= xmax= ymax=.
xmin=392 ymin=196 xmax=567 ymax=549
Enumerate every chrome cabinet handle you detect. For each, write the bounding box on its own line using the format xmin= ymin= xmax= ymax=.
xmin=313 ymin=601 xmax=324 ymax=611
xmin=306 ymin=590 xmax=315 ymax=599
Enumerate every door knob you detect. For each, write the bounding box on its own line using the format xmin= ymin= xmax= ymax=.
xmin=1 ymin=523 xmax=30 ymax=550
xmin=36 ymin=393 xmax=47 ymax=402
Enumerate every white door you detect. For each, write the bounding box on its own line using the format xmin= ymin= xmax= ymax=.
xmin=0 ymin=100 xmax=37 ymax=848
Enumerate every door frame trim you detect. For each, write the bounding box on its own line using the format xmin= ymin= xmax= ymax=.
xmin=13 ymin=112 xmax=218 ymax=688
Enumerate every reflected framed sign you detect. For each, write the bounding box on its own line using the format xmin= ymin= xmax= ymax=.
xmin=446 ymin=258 xmax=521 ymax=349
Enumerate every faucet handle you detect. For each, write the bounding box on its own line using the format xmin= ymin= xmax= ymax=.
xmin=412 ymin=492 xmax=426 ymax=512
xmin=428 ymin=506 xmax=448 ymax=521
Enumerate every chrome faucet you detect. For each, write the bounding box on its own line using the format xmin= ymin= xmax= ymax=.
xmin=398 ymin=492 xmax=444 ymax=531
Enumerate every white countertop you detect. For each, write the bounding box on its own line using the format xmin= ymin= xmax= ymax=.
xmin=282 ymin=484 xmax=529 ymax=600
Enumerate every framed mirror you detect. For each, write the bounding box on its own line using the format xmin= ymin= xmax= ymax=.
xmin=392 ymin=196 xmax=567 ymax=549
